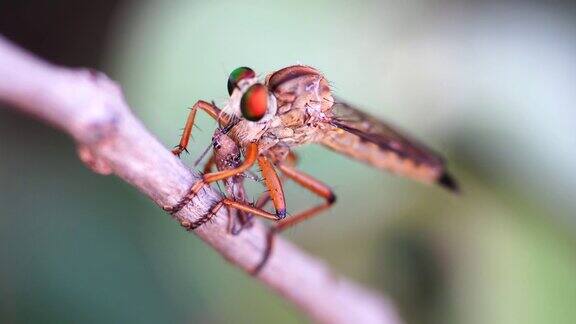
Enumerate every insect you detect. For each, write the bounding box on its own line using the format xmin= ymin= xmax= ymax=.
xmin=165 ymin=65 xmax=459 ymax=274
xmin=208 ymin=128 xmax=256 ymax=235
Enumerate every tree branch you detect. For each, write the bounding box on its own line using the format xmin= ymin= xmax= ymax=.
xmin=0 ymin=35 xmax=401 ymax=324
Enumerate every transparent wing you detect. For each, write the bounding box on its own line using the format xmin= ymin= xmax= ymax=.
xmin=323 ymin=100 xmax=458 ymax=191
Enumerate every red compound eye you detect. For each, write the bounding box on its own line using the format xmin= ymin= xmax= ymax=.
xmin=240 ymin=83 xmax=268 ymax=121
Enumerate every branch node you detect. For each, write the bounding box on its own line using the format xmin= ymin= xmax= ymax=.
xmin=77 ymin=145 xmax=113 ymax=175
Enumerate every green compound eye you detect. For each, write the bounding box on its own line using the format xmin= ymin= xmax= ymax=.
xmin=227 ymin=66 xmax=256 ymax=95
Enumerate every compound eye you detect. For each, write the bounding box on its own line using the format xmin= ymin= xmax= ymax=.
xmin=240 ymin=83 xmax=268 ymax=121
xmin=227 ymin=66 xmax=256 ymax=95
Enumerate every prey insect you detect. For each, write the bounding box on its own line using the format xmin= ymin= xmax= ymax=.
xmin=208 ymin=128 xmax=256 ymax=235
xmin=166 ymin=65 xmax=459 ymax=274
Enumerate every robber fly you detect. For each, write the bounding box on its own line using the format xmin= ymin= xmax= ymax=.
xmin=165 ymin=65 xmax=459 ymax=274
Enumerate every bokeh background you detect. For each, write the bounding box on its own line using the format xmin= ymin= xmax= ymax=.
xmin=2 ymin=1 xmax=576 ymax=323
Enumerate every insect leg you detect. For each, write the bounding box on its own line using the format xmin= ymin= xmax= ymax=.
xmin=257 ymin=155 xmax=287 ymax=219
xmin=221 ymin=198 xmax=279 ymax=221
xmin=178 ymin=198 xmax=279 ymax=231
xmin=252 ymin=162 xmax=336 ymax=275
xmin=164 ymin=142 xmax=259 ymax=214
xmin=232 ymin=152 xmax=298 ymax=235
xmin=254 ymin=151 xmax=299 ymax=209
xmin=203 ymin=142 xmax=258 ymax=183
xmin=275 ymin=163 xmax=336 ymax=227
xmin=178 ymin=199 xmax=224 ymax=231
xmin=172 ymin=100 xmax=225 ymax=156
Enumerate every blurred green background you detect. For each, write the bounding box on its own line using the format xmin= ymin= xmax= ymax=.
xmin=2 ymin=1 xmax=576 ymax=323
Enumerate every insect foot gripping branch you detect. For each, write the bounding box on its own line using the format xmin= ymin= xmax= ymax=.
xmin=177 ymin=200 xmax=224 ymax=231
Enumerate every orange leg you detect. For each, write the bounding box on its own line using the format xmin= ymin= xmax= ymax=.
xmin=172 ymin=100 xmax=228 ymax=156
xmin=169 ymin=147 xmax=331 ymax=275
xmin=254 ymin=151 xmax=298 ymax=209
xmin=164 ymin=142 xmax=259 ymax=214
xmin=202 ymin=151 xmax=264 ymax=235
xmin=252 ymin=162 xmax=336 ymax=275
xmin=202 ymin=151 xmax=255 ymax=235
xmin=209 ymin=151 xmax=257 ymax=235
xmin=220 ymin=154 xmax=288 ymax=234
xmin=225 ymin=156 xmax=283 ymax=235
xmin=174 ymin=153 xmax=289 ymax=272
xmin=200 ymin=152 xmax=239 ymax=232
xmin=257 ymin=155 xmax=287 ymax=218
xmin=178 ymin=197 xmax=281 ymax=232
xmin=274 ymin=163 xmax=336 ymax=228
xmin=203 ymin=142 xmax=258 ymax=183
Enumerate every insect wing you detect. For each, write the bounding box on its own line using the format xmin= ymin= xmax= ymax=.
xmin=325 ymin=101 xmax=458 ymax=191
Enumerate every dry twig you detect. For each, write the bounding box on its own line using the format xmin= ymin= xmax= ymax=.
xmin=0 ymin=35 xmax=401 ymax=324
